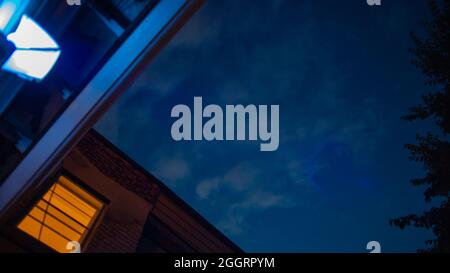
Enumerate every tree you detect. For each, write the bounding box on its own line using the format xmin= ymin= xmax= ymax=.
xmin=390 ymin=0 xmax=450 ymax=252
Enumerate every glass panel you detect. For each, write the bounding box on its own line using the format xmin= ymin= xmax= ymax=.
xmin=36 ymin=201 xmax=86 ymax=234
xmin=106 ymin=0 xmax=153 ymax=22
xmin=42 ymin=214 xmax=82 ymax=242
xmin=53 ymin=184 xmax=96 ymax=217
xmin=39 ymin=226 xmax=71 ymax=253
xmin=17 ymin=216 xmax=40 ymax=239
xmin=0 ymin=0 xmax=158 ymax=183
xmin=59 ymin=176 xmax=104 ymax=211
xmin=43 ymin=190 xmax=92 ymax=227
xmin=28 ymin=207 xmax=45 ymax=222
xmin=17 ymin=175 xmax=104 ymax=253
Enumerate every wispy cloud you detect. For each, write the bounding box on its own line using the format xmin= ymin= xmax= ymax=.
xmin=151 ymin=157 xmax=190 ymax=186
xmin=195 ymin=162 xmax=295 ymax=235
xmin=195 ymin=162 xmax=259 ymax=199
xmin=218 ymin=190 xmax=294 ymax=235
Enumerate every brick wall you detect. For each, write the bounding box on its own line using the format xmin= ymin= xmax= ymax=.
xmin=75 ymin=131 xmax=158 ymax=253
xmin=85 ymin=216 xmax=144 ymax=253
xmin=77 ymin=132 xmax=160 ymax=204
xmin=72 ymin=130 xmax=240 ymax=253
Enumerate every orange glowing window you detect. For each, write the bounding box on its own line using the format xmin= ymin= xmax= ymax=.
xmin=17 ymin=176 xmax=104 ymax=253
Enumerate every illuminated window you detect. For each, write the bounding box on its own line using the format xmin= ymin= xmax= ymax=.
xmin=17 ymin=176 xmax=104 ymax=253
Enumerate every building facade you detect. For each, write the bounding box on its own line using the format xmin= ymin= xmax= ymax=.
xmin=0 ymin=130 xmax=240 ymax=253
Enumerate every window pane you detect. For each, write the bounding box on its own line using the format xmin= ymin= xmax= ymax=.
xmin=36 ymin=201 xmax=86 ymax=234
xmin=17 ymin=216 xmax=41 ymax=239
xmin=53 ymin=184 xmax=96 ymax=217
xmin=59 ymin=176 xmax=103 ymax=213
xmin=42 ymin=214 xmax=82 ymax=242
xmin=39 ymin=226 xmax=71 ymax=253
xmin=28 ymin=207 xmax=45 ymax=222
xmin=17 ymin=175 xmax=104 ymax=253
xmin=43 ymin=192 xmax=92 ymax=227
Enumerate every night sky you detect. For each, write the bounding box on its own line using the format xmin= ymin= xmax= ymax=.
xmin=96 ymin=0 xmax=437 ymax=252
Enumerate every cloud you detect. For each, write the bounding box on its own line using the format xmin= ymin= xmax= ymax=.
xmin=95 ymin=103 xmax=121 ymax=143
xmin=218 ymin=190 xmax=294 ymax=235
xmin=151 ymin=157 xmax=190 ymax=186
xmin=195 ymin=162 xmax=258 ymax=199
xmin=195 ymin=161 xmax=295 ymax=235
xmin=224 ymin=163 xmax=258 ymax=191
xmin=286 ymin=159 xmax=323 ymax=187
xmin=217 ymin=211 xmax=245 ymax=235
xmin=236 ymin=190 xmax=294 ymax=210
xmin=196 ymin=177 xmax=221 ymax=199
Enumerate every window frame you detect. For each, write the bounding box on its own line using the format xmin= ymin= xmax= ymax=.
xmin=13 ymin=169 xmax=109 ymax=253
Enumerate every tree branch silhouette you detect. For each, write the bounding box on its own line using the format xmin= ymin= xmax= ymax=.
xmin=390 ymin=0 xmax=450 ymax=253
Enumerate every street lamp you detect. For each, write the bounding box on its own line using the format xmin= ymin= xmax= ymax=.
xmin=0 ymin=0 xmax=60 ymax=81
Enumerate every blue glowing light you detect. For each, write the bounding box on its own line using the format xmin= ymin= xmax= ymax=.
xmin=2 ymin=49 xmax=61 ymax=80
xmin=7 ymin=15 xmax=59 ymax=49
xmin=0 ymin=0 xmax=29 ymax=34
xmin=2 ymin=15 xmax=60 ymax=81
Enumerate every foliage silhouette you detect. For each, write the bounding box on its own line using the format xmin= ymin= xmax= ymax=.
xmin=390 ymin=0 xmax=450 ymax=252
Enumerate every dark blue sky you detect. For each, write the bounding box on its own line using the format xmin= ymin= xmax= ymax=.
xmin=96 ymin=0 xmax=437 ymax=252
